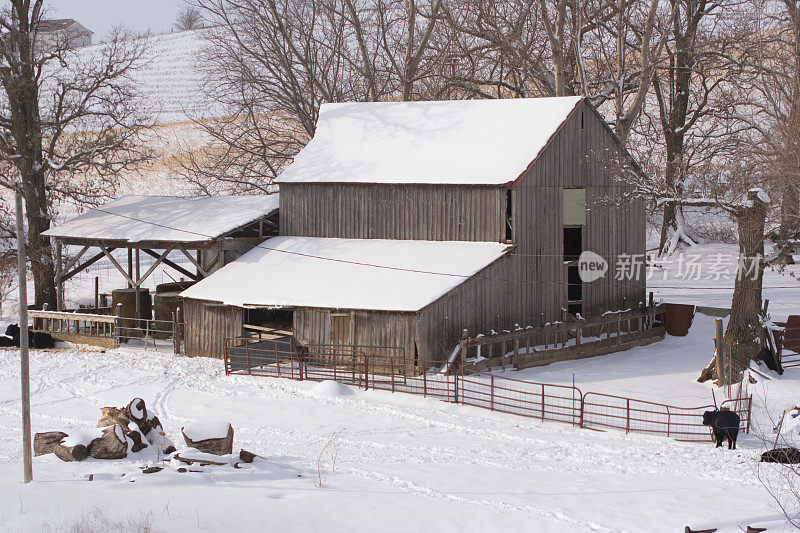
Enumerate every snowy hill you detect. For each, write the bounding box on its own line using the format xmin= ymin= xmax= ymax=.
xmin=78 ymin=28 xmax=221 ymax=125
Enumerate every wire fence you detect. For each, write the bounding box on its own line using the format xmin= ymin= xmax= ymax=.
xmin=224 ymin=338 xmax=751 ymax=443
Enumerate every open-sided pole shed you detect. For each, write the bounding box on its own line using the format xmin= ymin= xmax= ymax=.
xmin=43 ymin=195 xmax=279 ymax=317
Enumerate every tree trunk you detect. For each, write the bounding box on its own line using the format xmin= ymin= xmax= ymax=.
xmin=779 ymin=181 xmax=799 ymax=241
xmin=722 ymin=190 xmax=768 ymax=383
xmin=23 ymin=178 xmax=56 ymax=309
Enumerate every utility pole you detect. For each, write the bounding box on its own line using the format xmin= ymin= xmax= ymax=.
xmin=16 ymin=191 xmax=32 ymax=483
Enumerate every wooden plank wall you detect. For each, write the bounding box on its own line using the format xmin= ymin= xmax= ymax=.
xmin=511 ymin=100 xmax=646 ymax=320
xmin=184 ymin=298 xmax=243 ymax=358
xmin=294 ymin=307 xmax=420 ymax=368
xmin=418 ymin=254 xmax=516 ymax=365
xmin=280 ymin=183 xmax=506 ymax=241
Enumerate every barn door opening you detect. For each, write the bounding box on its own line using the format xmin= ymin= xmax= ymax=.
xmin=331 ymin=312 xmax=354 ymax=348
xmin=564 ymin=227 xmax=583 ymax=317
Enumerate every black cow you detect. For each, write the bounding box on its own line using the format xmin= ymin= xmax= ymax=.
xmin=702 ymin=408 xmax=741 ymax=449
xmin=4 ymin=324 xmax=56 ymax=349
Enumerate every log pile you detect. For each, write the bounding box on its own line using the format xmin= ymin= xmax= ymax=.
xmin=34 ymin=397 xmax=176 ymax=462
xmin=34 ymin=401 xmax=261 ymax=475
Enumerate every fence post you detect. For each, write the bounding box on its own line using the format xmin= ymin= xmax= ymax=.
xmin=540 ymin=384 xmax=545 ymax=420
xmin=747 ymin=394 xmax=752 ymax=433
xmin=715 ymin=318 xmax=726 ymax=386
xmin=490 ymin=375 xmax=495 ymax=411
xmin=174 ymin=307 xmax=182 ymax=355
xmin=364 ymin=355 xmax=369 ymax=390
xmin=579 ymin=392 xmax=585 ymax=428
xmin=245 ymin=342 xmax=252 ymax=375
xmin=115 ymin=303 xmax=123 ymax=347
xmin=391 ymin=357 xmax=395 ymax=393
xmin=223 ymin=339 xmax=230 ymax=375
xmin=423 ymin=370 xmax=427 ymax=397
xmin=626 ymin=398 xmax=631 ymax=433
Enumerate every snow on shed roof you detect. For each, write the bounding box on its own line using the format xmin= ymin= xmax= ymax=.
xmin=180 ymin=236 xmax=511 ymax=311
xmin=276 ymin=96 xmax=583 ymax=185
xmin=43 ymin=194 xmax=279 ymax=244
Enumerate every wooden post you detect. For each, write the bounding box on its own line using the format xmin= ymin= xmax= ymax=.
xmin=715 ymin=318 xmax=726 ymax=385
xmin=490 ymin=375 xmax=495 ymax=411
xmin=55 ymin=240 xmax=63 ymax=311
xmin=127 ymin=248 xmax=133 ymax=289
xmin=115 ymin=303 xmax=123 ymax=345
xmin=134 ymin=248 xmax=141 ymax=320
xmin=94 ymin=276 xmax=99 ymax=313
xmin=173 ymin=307 xmax=181 ymax=355
xmin=15 ymin=191 xmax=32 ymax=483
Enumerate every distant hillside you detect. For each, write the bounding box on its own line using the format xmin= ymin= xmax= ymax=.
xmin=79 ymin=28 xmax=222 ymax=125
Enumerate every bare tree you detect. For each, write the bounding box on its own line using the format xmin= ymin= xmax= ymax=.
xmin=184 ymin=0 xmax=450 ymax=194
xmin=0 ymin=2 xmax=152 ymax=308
xmin=175 ymin=6 xmax=204 ymax=31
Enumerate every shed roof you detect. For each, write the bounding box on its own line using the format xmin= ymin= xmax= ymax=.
xmin=180 ymin=236 xmax=510 ymax=311
xmin=43 ymin=194 xmax=279 ymax=244
xmin=276 ymin=96 xmax=583 ymax=185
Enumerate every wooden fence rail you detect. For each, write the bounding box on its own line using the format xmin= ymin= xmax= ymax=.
xmin=30 ymin=310 xmax=119 ymax=348
xmin=455 ymin=304 xmax=666 ymax=374
xmin=29 ymin=309 xmax=183 ymax=353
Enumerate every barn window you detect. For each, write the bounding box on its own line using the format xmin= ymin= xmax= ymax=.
xmin=563 ymin=188 xmax=586 ymax=226
xmin=505 ymin=188 xmax=513 ymax=242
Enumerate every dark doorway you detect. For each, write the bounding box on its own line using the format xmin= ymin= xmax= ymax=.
xmin=563 ymin=227 xmax=583 ymax=316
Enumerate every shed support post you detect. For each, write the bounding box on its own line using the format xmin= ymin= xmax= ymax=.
xmin=55 ymin=240 xmax=63 ymax=311
xmin=134 ymin=248 xmax=141 ymax=320
xmin=127 ymin=248 xmax=133 ymax=289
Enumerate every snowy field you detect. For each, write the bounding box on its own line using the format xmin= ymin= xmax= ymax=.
xmin=0 ymin=314 xmax=798 ymax=532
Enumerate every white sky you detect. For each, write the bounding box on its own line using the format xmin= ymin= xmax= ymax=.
xmin=46 ymin=0 xmax=184 ymax=40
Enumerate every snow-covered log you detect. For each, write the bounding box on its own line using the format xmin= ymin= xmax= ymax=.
xmin=181 ymin=422 xmax=234 ymax=456
xmin=87 ymin=425 xmax=129 ymax=460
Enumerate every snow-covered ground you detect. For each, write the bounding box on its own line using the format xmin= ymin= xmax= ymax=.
xmin=0 ymin=314 xmax=798 ymax=532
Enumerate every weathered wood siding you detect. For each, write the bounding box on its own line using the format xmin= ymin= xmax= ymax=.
xmin=294 ymin=307 xmax=420 ymax=368
xmin=418 ymin=254 xmax=515 ymax=365
xmin=280 ymin=183 xmax=506 ymax=241
xmin=511 ymin=100 xmax=646 ymax=319
xmin=184 ymin=298 xmax=243 ymax=358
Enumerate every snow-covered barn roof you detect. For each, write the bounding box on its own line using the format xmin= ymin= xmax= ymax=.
xmin=276 ymin=96 xmax=583 ymax=185
xmin=43 ymin=194 xmax=279 ymax=244
xmin=180 ymin=236 xmax=511 ymax=311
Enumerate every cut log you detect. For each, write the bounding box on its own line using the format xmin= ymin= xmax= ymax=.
xmin=126 ymin=398 xmax=148 ymax=424
xmin=98 ymin=406 xmax=130 ymax=429
xmin=54 ymin=443 xmax=88 ymax=462
xmin=34 ymin=431 xmax=88 ymax=462
xmin=88 ymin=425 xmax=128 ymax=460
xmin=239 ymin=449 xmax=257 ymax=463
xmin=34 ymin=431 xmax=68 ymax=456
xmin=181 ymin=422 xmax=233 ymax=456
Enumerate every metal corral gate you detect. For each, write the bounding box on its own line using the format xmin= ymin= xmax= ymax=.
xmin=223 ymin=338 xmax=751 ymax=443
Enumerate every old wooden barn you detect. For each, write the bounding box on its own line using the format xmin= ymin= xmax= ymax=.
xmin=182 ymin=96 xmax=646 ymax=369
